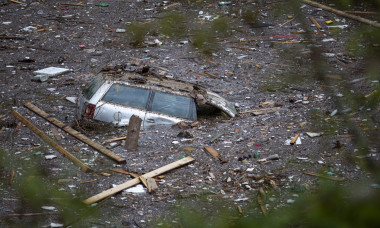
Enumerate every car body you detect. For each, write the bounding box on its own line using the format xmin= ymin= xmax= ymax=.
xmin=76 ymin=67 xmax=237 ymax=128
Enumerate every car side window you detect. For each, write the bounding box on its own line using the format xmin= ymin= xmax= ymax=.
xmin=83 ymin=75 xmax=103 ymax=99
xmin=151 ymin=91 xmax=193 ymax=119
xmin=101 ymin=84 xmax=150 ymax=110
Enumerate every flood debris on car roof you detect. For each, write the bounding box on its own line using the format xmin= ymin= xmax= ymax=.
xmin=99 ymin=64 xmax=237 ymax=118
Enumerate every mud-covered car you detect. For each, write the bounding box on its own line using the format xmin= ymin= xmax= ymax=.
xmin=77 ymin=67 xmax=237 ymax=127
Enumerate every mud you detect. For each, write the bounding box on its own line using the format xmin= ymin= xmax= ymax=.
xmin=1 ymin=0 xmax=379 ymax=227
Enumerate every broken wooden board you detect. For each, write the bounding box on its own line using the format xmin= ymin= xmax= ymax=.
xmin=11 ymin=109 xmax=92 ymax=173
xmin=51 ymin=128 xmax=62 ymax=141
xmin=139 ymin=176 xmax=158 ymax=193
xmin=204 ymin=146 xmax=220 ymax=160
xmin=24 ymin=102 xmax=126 ymax=163
xmin=83 ymin=156 xmax=195 ymax=204
xmin=204 ymin=146 xmax=226 ymax=163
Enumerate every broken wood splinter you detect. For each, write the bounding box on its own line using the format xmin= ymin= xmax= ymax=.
xmin=290 ymin=133 xmax=300 ymax=145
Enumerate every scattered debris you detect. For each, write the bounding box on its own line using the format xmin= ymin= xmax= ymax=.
xmin=302 ymin=0 xmax=380 ymax=28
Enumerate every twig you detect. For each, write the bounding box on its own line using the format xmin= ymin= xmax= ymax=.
xmin=310 ymin=16 xmax=322 ymax=30
xmin=9 ymin=0 xmax=24 ymax=4
xmin=304 ymin=171 xmax=345 ymax=181
xmin=279 ymin=17 xmax=295 ymax=27
xmin=59 ymin=2 xmax=88 ymax=7
xmin=8 ymin=168 xmax=15 ymax=185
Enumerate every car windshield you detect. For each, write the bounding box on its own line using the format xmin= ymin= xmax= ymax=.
xmin=83 ymin=75 xmax=104 ymax=99
xmin=101 ymin=84 xmax=150 ymax=110
xmin=151 ymin=91 xmax=192 ymax=119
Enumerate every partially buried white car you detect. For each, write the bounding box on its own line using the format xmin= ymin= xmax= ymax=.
xmin=77 ymin=66 xmax=237 ymax=128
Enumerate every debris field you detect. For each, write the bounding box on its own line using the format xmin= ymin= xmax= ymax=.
xmin=1 ymin=0 xmax=379 ymax=227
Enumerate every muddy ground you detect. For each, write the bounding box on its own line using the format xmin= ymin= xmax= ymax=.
xmin=1 ymin=0 xmax=379 ymax=227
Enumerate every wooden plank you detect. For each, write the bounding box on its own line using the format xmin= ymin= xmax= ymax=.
xmin=83 ymin=157 xmax=195 ymax=204
xmin=11 ymin=109 xmax=92 ymax=173
xmin=24 ymin=102 xmax=126 ymax=163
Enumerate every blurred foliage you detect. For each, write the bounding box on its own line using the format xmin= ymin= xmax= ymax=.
xmin=159 ymin=11 xmax=187 ymax=39
xmin=0 ymin=150 xmax=97 ymax=227
xmin=125 ymin=22 xmax=152 ymax=47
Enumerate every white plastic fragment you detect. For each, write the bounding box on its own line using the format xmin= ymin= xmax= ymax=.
xmin=124 ymin=184 xmax=146 ymax=194
xmin=33 ymin=67 xmax=70 ymax=77
xmin=50 ymin=222 xmax=64 ymax=227
xmin=22 ymin=26 xmax=37 ymax=32
xmin=327 ymin=25 xmax=348 ymax=29
xmin=115 ymin=28 xmax=126 ymax=33
xmin=234 ymin=198 xmax=249 ymax=202
xmin=65 ymin=97 xmax=77 ymax=104
xmin=287 ymin=199 xmax=295 ymax=204
xmin=41 ymin=206 xmax=56 ymax=211
xmin=306 ymin=132 xmax=322 ymax=138
xmin=330 ymin=109 xmax=338 ymax=116
xmin=45 ymin=155 xmax=57 ymax=160
xmin=322 ymin=38 xmax=336 ymax=42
